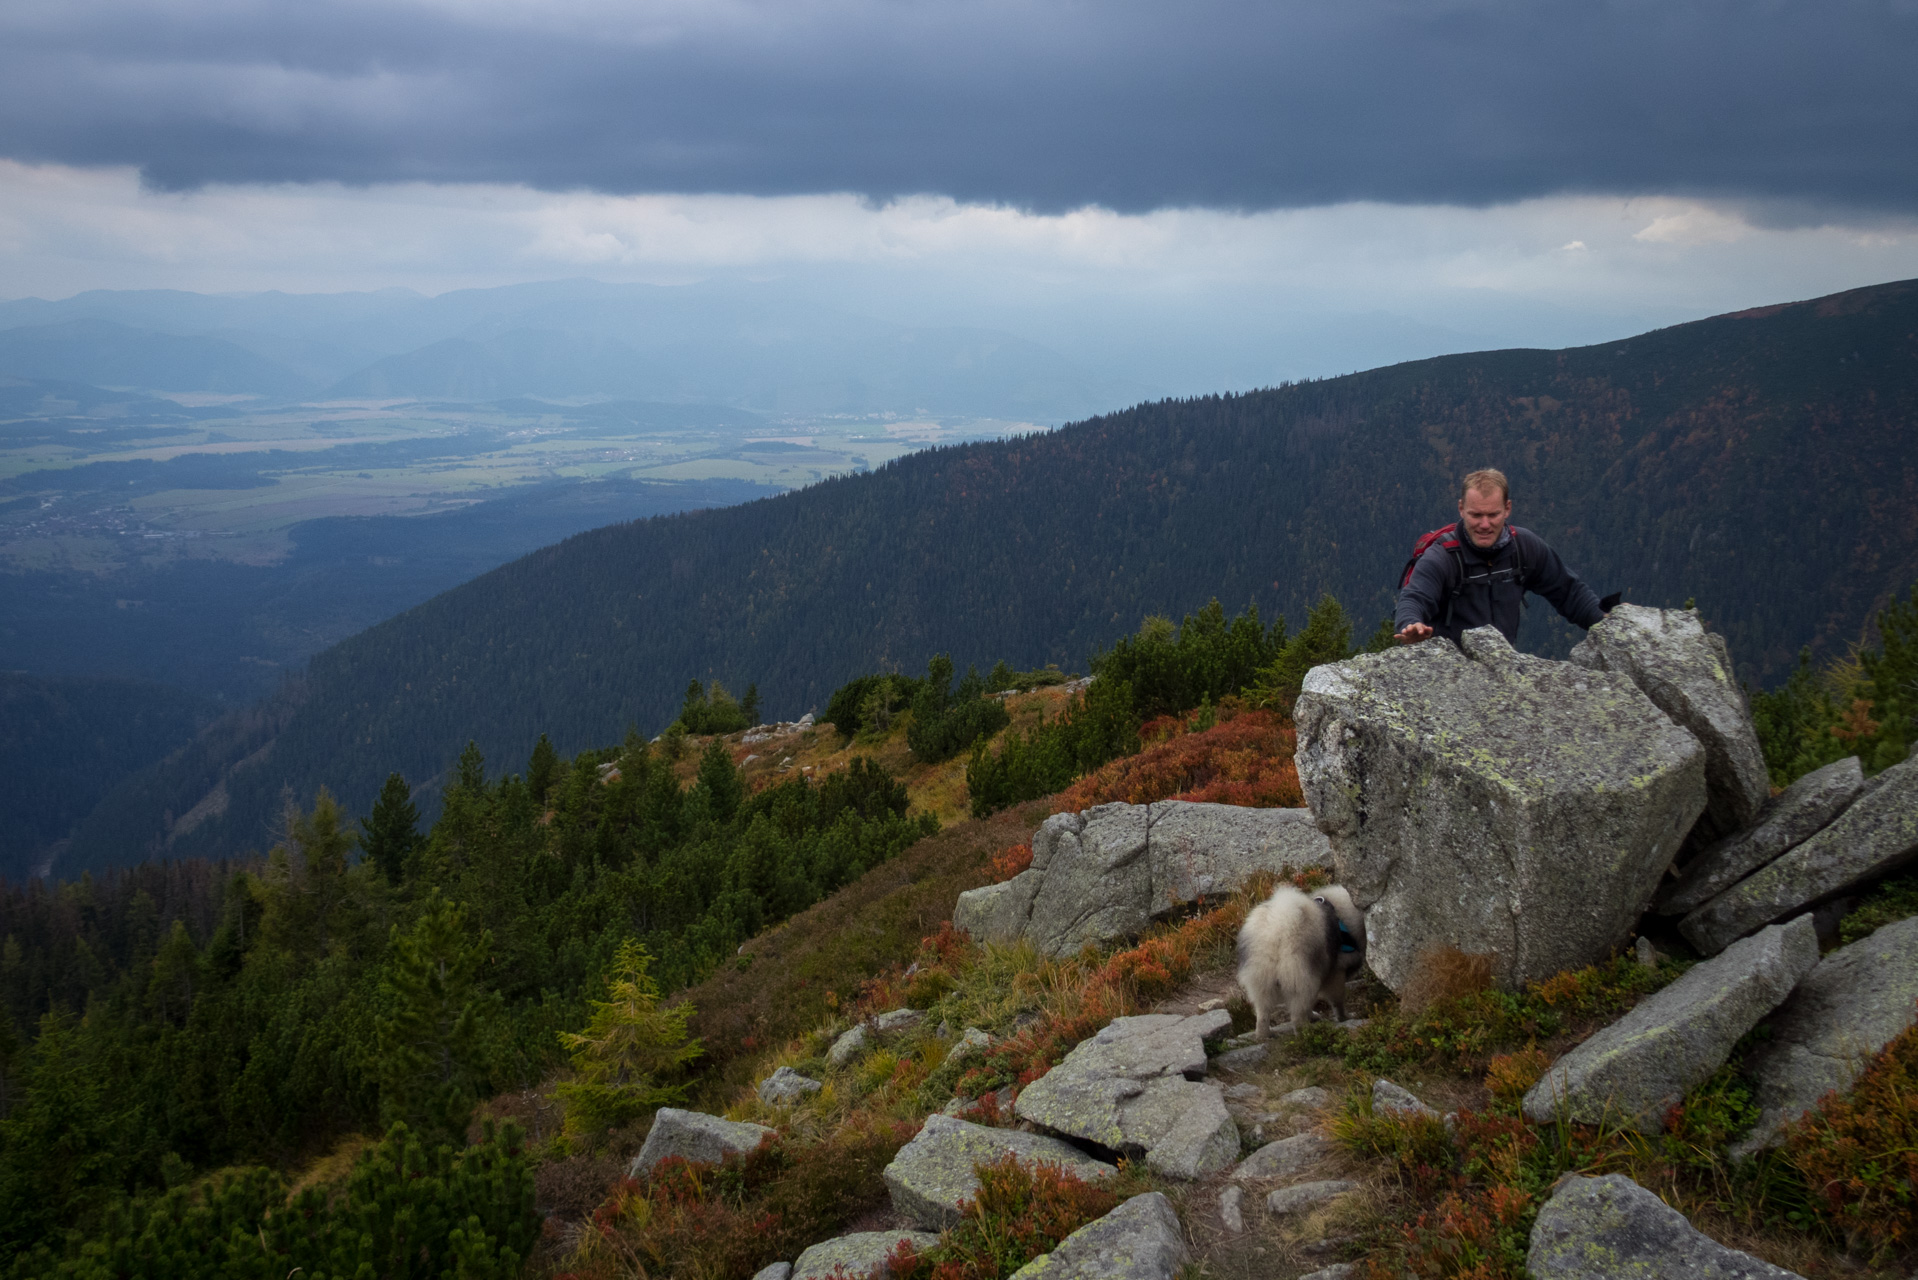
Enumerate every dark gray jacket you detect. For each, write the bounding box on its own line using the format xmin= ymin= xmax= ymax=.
xmin=1394 ymin=524 xmax=1604 ymax=647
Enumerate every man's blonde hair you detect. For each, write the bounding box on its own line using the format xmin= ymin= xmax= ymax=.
xmin=1461 ymin=468 xmax=1510 ymax=502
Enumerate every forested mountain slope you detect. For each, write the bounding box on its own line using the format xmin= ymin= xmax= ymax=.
xmin=73 ymin=278 xmax=1918 ymax=870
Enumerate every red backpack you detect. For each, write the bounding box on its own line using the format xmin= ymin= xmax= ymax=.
xmin=1399 ymin=522 xmax=1465 ymax=591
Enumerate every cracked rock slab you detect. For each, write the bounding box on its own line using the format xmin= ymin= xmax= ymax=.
xmin=1015 ymin=1010 xmax=1237 ymax=1178
xmin=1731 ymin=914 xmax=1918 ymax=1157
xmin=1528 ymin=1174 xmax=1804 ymax=1279
xmin=1009 ymin=1192 xmax=1189 ymax=1280
xmin=953 ymin=803 xmax=1333 ymax=957
xmin=792 ymin=1231 xmax=938 ymax=1280
xmin=1232 ymin=1131 xmax=1329 ymax=1181
xmin=631 ymin=1108 xmax=776 ymax=1177
xmin=1521 ymin=918 xmax=1819 ymax=1132
xmin=1265 ymin=1180 xmax=1358 ymax=1216
xmin=1657 ymin=756 xmax=1864 ymax=916
xmin=1570 ymin=605 xmax=1771 ymax=839
xmin=883 ymin=1114 xmax=1118 ymax=1229
xmin=1297 ymin=626 xmax=1706 ymax=991
xmin=1681 ymin=751 xmax=1918 ymax=955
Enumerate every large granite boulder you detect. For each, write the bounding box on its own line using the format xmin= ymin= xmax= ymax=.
xmin=1296 ymin=626 xmax=1707 ymax=990
xmin=1009 ymin=1192 xmax=1189 ymax=1280
xmin=631 ymin=1108 xmax=776 ymax=1177
xmin=1570 ymin=605 xmax=1770 ymax=839
xmin=792 ymin=1231 xmax=938 ymax=1280
xmin=1731 ymin=914 xmax=1918 ymax=1157
xmin=954 ymin=802 xmax=1330 ymax=957
xmin=1521 ymin=918 xmax=1818 ymax=1132
xmin=1680 ymin=752 xmax=1918 ymax=955
xmin=1657 ymin=756 xmax=1865 ymax=916
xmin=1528 ymin=1174 xmax=1803 ymax=1279
xmin=758 ymin=1066 xmax=825 ymax=1105
xmin=883 ymin=1114 xmax=1118 ymax=1229
xmin=1014 ymin=1010 xmax=1239 ymax=1178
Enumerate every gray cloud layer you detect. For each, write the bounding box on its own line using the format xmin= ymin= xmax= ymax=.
xmin=3 ymin=0 xmax=1914 ymax=214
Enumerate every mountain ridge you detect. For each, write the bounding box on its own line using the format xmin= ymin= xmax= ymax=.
xmin=62 ymin=277 xmax=1918 ymax=873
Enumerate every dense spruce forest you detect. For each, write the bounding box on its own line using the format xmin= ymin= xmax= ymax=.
xmin=56 ymin=278 xmax=1918 ymax=872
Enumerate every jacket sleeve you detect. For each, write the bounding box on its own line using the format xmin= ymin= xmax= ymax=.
xmin=1394 ymin=545 xmax=1455 ymax=632
xmin=1517 ymin=528 xmax=1604 ymax=629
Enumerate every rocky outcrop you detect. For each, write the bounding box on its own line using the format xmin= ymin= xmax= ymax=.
xmin=792 ymin=1231 xmax=938 ymax=1280
xmin=1570 ymin=605 xmax=1770 ymax=839
xmin=1731 ymin=914 xmax=1918 ymax=1157
xmin=758 ymin=1066 xmax=824 ymax=1105
xmin=1680 ymin=752 xmax=1918 ymax=954
xmin=1657 ymin=756 xmax=1865 ymax=916
xmin=1372 ymin=1079 xmax=1442 ymax=1120
xmin=1521 ymin=918 xmax=1819 ymax=1132
xmin=1013 ymin=1010 xmax=1239 ymax=1179
xmin=751 ymin=1263 xmax=792 ymax=1280
xmin=954 ymin=802 xmax=1330 ymax=957
xmin=944 ymin=1027 xmax=992 ymax=1066
xmin=1008 ymin=1192 xmax=1189 ymax=1280
xmin=883 ymin=1114 xmax=1117 ymax=1229
xmin=631 ymin=1108 xmax=776 ymax=1177
xmin=1296 ymin=626 xmax=1706 ymax=990
xmin=827 ymin=1024 xmax=869 ymax=1067
xmin=1528 ymin=1174 xmax=1803 ymax=1279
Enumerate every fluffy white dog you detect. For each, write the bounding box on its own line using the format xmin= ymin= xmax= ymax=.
xmin=1235 ymin=884 xmax=1367 ymax=1038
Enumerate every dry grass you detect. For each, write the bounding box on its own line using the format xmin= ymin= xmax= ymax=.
xmin=1396 ymin=945 xmax=1497 ymax=1016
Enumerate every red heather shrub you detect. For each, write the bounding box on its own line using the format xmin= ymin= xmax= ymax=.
xmin=986 ymin=843 xmax=1034 ymax=884
xmin=1053 ymin=709 xmax=1301 ymax=812
xmin=585 ymin=1122 xmax=910 ymax=1280
xmin=890 ymin=1156 xmax=1121 ymax=1280
xmin=1784 ymin=1014 xmax=1918 ymax=1260
xmin=1369 ymin=1183 xmax=1533 ymax=1280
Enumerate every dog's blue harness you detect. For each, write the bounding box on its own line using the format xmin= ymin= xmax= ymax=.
xmin=1336 ymin=919 xmax=1358 ymax=953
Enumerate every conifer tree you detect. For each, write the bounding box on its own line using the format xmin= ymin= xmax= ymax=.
xmin=742 ymin=682 xmax=761 ymax=726
xmin=456 ymin=740 xmax=487 ymax=794
xmin=361 ymin=772 xmax=420 ymax=885
xmin=526 ymin=734 xmax=561 ymax=805
xmin=556 ymin=940 xmax=701 ymax=1139
xmin=694 ymin=738 xmax=744 ymax=824
xmin=376 ymin=895 xmax=496 ymax=1145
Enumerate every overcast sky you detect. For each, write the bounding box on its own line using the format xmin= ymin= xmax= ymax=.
xmin=3 ymin=0 xmax=1916 ymax=389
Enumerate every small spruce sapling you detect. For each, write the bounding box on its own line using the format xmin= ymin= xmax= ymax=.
xmin=557 ymin=940 xmax=702 ymax=1140
xmin=375 ymin=895 xmax=498 ymax=1146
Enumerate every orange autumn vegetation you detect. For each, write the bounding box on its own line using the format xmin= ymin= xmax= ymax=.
xmin=1784 ymin=1011 xmax=1918 ymax=1260
xmin=1052 ymin=706 xmax=1301 ymax=812
xmin=887 ymin=1155 xmax=1123 ymax=1280
xmin=953 ymin=891 xmax=1259 ymax=1097
xmin=985 ymin=843 xmax=1033 ymax=884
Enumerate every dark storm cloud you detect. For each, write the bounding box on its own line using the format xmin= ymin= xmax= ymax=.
xmin=2 ymin=0 xmax=1914 ymax=214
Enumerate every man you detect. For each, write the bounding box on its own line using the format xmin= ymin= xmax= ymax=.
xmin=1395 ymin=468 xmax=1605 ymax=648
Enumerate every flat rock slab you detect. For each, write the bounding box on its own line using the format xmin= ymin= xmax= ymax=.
xmin=1528 ymin=1174 xmax=1803 ymax=1279
xmin=1010 ymin=1192 xmax=1189 ymax=1280
xmin=955 ymin=802 xmax=1332 ymax=957
xmin=1015 ymin=1010 xmax=1238 ymax=1178
xmin=1571 ymin=605 xmax=1770 ymax=838
xmin=1658 ymin=756 xmax=1864 ymax=915
xmin=759 ymin=1066 xmax=824 ymax=1105
xmin=1732 ymin=913 xmax=1918 ymax=1157
xmin=1277 ymin=1086 xmax=1334 ymax=1110
xmin=871 ymin=1008 xmax=927 ymax=1034
xmin=883 ymin=1114 xmax=1118 ymax=1229
xmin=1232 ymin=1131 xmax=1329 ymax=1181
xmin=1297 ymin=626 xmax=1706 ymax=990
xmin=1299 ymin=1268 xmax=1357 ymax=1280
xmin=1265 ymin=1180 xmax=1358 ymax=1216
xmin=1211 ymin=1043 xmax=1269 ymax=1072
xmin=1373 ymin=1079 xmax=1440 ymax=1119
xmin=1522 ymin=918 xmax=1819 ymax=1132
xmin=1681 ymin=752 xmax=1918 ymax=955
xmin=792 ymin=1231 xmax=938 ymax=1280
xmin=631 ymin=1108 xmax=776 ymax=1177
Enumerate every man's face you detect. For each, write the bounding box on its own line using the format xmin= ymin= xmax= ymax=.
xmin=1458 ymin=486 xmax=1511 ymax=548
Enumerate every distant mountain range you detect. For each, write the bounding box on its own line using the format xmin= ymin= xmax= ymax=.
xmin=0 ymin=280 xmax=1148 ymax=421
xmin=63 ymin=278 xmax=1918 ymax=876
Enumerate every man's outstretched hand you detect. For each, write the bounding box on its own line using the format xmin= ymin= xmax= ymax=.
xmin=1395 ymin=622 xmax=1434 ymax=645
